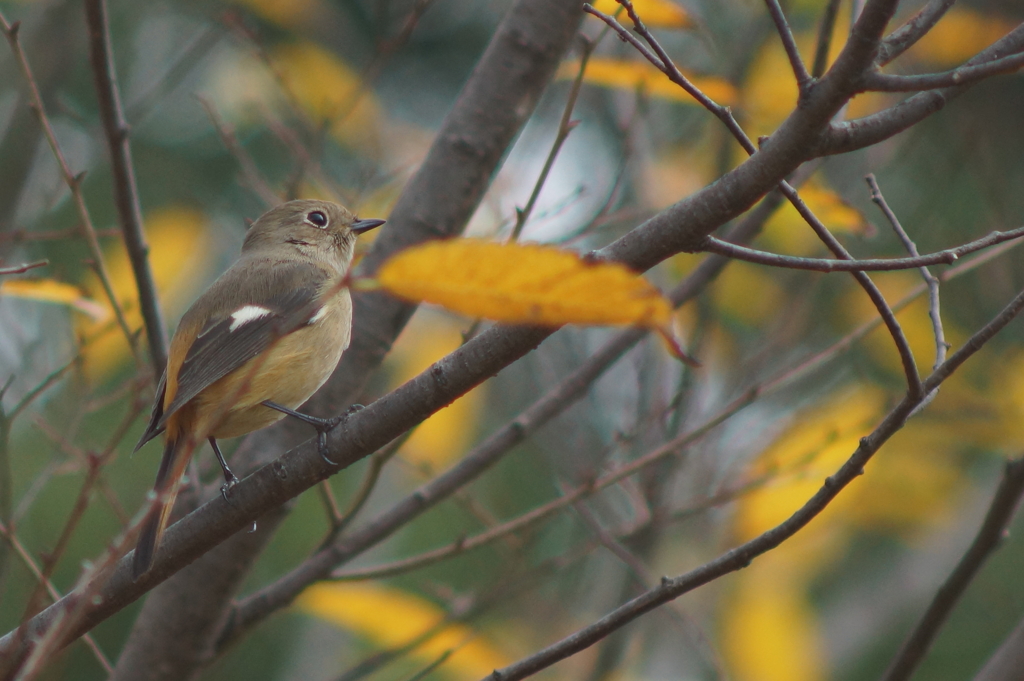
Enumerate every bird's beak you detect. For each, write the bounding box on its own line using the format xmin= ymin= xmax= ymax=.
xmin=352 ymin=218 xmax=386 ymax=235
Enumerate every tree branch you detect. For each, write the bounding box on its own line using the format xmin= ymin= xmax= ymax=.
xmin=479 ymin=283 xmax=1024 ymax=681
xmin=84 ymin=0 xmax=167 ymax=371
xmin=108 ymin=1 xmax=586 ymax=679
xmin=702 ymin=224 xmax=1024 ymax=272
xmin=0 ymin=260 xmax=47 ymax=275
xmin=861 ymin=50 xmax=1024 ymax=92
xmin=821 ymin=23 xmax=1024 ymax=155
xmin=877 ymin=0 xmax=957 ymax=65
xmin=763 ymin=0 xmax=812 ymax=90
xmin=882 ymin=456 xmax=1024 ymax=681
xmin=0 ymin=10 xmax=139 ymax=364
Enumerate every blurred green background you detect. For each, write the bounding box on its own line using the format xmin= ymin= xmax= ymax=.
xmin=2 ymin=0 xmax=1024 ymax=679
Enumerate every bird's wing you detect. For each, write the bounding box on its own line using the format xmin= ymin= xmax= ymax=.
xmin=134 ymin=260 xmax=333 ymax=446
xmin=134 ymin=370 xmax=168 ymax=452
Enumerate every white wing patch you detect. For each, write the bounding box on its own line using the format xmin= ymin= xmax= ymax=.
xmin=229 ymin=305 xmax=273 ymax=331
xmin=308 ymin=306 xmax=329 ymax=324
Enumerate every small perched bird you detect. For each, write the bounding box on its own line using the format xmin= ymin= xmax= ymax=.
xmin=131 ymin=199 xmax=384 ymax=579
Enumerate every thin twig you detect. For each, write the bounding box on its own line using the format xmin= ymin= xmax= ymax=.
xmin=85 ymin=0 xmax=168 ymax=371
xmin=0 ymin=521 xmax=113 ymax=674
xmin=881 ymin=456 xmax=1024 ymax=681
xmin=866 ymin=174 xmax=947 ymax=370
xmin=587 ymin=0 xmax=923 ymax=397
xmin=329 ymin=432 xmax=409 ymax=539
xmin=877 ymin=0 xmax=957 ymax=65
xmin=0 ymin=11 xmax=139 ymax=364
xmin=0 ymin=260 xmax=47 ymax=276
xmin=0 ymin=227 xmax=120 ymax=243
xmin=195 ymin=95 xmax=281 ymax=208
xmin=124 ymin=26 xmax=220 ymax=124
xmin=862 ymin=50 xmax=1024 ymax=92
xmin=762 ymin=0 xmax=812 ymax=89
xmin=509 ymin=35 xmax=595 ymax=241
xmin=702 ymin=224 xmax=1024 ymax=272
xmin=218 ymin=188 xmax=795 ymax=644
xmin=781 ymin=177 xmax=924 ymax=397
xmin=480 ymin=282 xmax=1024 ymax=681
xmin=811 ymin=0 xmax=843 ymax=78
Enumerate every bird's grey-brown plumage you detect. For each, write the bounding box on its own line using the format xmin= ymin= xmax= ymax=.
xmin=131 ymin=199 xmax=383 ymax=580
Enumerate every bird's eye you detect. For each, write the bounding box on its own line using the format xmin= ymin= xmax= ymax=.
xmin=306 ymin=210 xmax=329 ymax=228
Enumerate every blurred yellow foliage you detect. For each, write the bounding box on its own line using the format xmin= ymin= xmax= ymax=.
xmin=272 ymin=42 xmax=383 ymax=154
xmin=909 ymin=8 xmax=1018 ymax=67
xmin=79 ymin=206 xmax=213 ymax=380
xmin=588 ymin=0 xmax=692 ymax=29
xmin=742 ymin=19 xmax=888 ymax=139
xmin=737 ymin=386 xmax=885 ymax=540
xmin=0 ymin=278 xmax=107 ymax=320
xmin=233 ymin=0 xmax=324 ymax=27
xmin=560 ymin=57 xmax=738 ymax=106
xmin=712 ymin=262 xmax=786 ymax=326
xmin=640 ymin=141 xmax=720 ymax=211
xmin=722 ymin=563 xmax=824 ymax=681
xmin=761 ymin=182 xmax=870 ymax=256
xmin=725 ymin=381 xmax=971 ymax=680
xmin=839 ymin=272 xmax=965 ymax=378
xmin=377 ymin=239 xmax=672 ymax=329
xmin=844 ymin=422 xmax=962 ymax=532
xmin=297 ymin=582 xmax=510 ymax=680
xmin=388 ymin=312 xmax=482 ymax=468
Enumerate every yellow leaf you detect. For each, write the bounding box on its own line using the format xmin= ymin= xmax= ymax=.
xmin=298 ymin=582 xmax=510 ymax=680
xmin=272 ymin=42 xmax=383 ymax=154
xmin=909 ymin=8 xmax=1018 ymax=68
xmin=0 ymin=279 xmax=108 ymax=320
xmin=560 ymin=57 xmax=738 ymax=106
xmin=588 ymin=0 xmax=692 ymax=29
xmin=377 ymin=240 xmax=672 ymax=329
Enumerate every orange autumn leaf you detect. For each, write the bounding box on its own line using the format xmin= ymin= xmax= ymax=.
xmin=560 ymin=57 xmax=738 ymax=106
xmin=376 ymin=239 xmax=672 ymax=329
xmin=588 ymin=0 xmax=692 ymax=29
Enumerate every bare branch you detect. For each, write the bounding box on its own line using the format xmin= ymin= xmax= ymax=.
xmin=84 ymin=0 xmax=168 ymax=371
xmin=882 ymin=457 xmax=1024 ymax=681
xmin=0 ymin=10 xmax=139 ymax=364
xmin=0 ymin=260 xmax=47 ymax=275
xmin=821 ymin=23 xmax=1024 ymax=155
xmin=593 ymin=0 xmax=920 ymax=395
xmin=510 ymin=35 xmax=594 ymax=241
xmin=862 ymin=50 xmax=1024 ymax=92
xmin=811 ymin=0 xmax=842 ymax=78
xmin=0 ymin=521 xmax=112 ymax=674
xmin=195 ymin=95 xmax=281 ymax=209
xmin=866 ymin=174 xmax=947 ymax=371
xmin=763 ymin=0 xmax=812 ymax=89
xmin=478 ymin=284 xmax=1024 ymax=681
xmin=702 ymin=224 xmax=1024 ymax=272
xmin=877 ymin=0 xmax=957 ymax=65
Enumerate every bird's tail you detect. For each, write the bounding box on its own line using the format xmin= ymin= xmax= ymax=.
xmin=132 ymin=435 xmax=193 ymax=580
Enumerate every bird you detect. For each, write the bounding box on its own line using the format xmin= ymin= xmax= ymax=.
xmin=131 ymin=199 xmax=384 ymax=580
